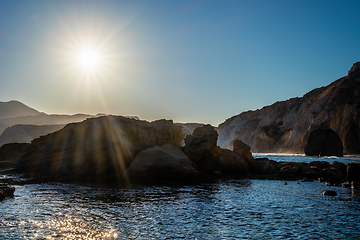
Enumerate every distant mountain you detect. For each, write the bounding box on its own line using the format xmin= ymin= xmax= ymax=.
xmin=0 ymin=123 xmax=8 ymax=136
xmin=217 ymin=62 xmax=360 ymax=155
xmin=0 ymin=100 xmax=40 ymax=119
xmin=0 ymin=124 xmax=65 ymax=147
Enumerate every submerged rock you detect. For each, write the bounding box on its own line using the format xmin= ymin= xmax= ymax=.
xmin=323 ymin=190 xmax=337 ymax=196
xmin=127 ymin=144 xmax=201 ymax=183
xmin=304 ymin=128 xmax=343 ymax=157
xmin=0 ymin=183 xmax=15 ymax=200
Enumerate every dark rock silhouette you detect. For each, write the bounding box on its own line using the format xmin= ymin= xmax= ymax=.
xmin=183 ymin=125 xmax=219 ymax=173
xmin=304 ymin=128 xmax=343 ymax=156
xmin=212 ymin=146 xmax=249 ymax=175
xmin=15 ymin=116 xmax=184 ymax=185
xmin=323 ymin=190 xmax=337 ymax=196
xmin=218 ymin=62 xmax=360 ymax=154
xmin=0 ymin=183 xmax=15 ymax=200
xmin=0 ymin=142 xmax=30 ymax=169
xmin=233 ymin=140 xmax=254 ymax=162
xmin=347 ymin=162 xmax=360 ymax=188
xmin=127 ymin=144 xmax=201 ymax=183
xmin=248 ymin=158 xmax=278 ymax=176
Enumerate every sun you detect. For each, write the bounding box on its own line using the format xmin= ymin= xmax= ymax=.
xmin=75 ymin=46 xmax=102 ymax=71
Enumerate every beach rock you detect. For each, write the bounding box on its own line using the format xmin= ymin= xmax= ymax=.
xmin=15 ymin=116 xmax=185 ymax=184
xmin=212 ymin=146 xmax=249 ymax=175
xmin=320 ymin=167 xmax=344 ymax=179
xmin=308 ymin=161 xmax=331 ymax=170
xmin=217 ymin=62 xmax=360 ymax=155
xmin=233 ymin=140 xmax=254 ymax=162
xmin=323 ymin=190 xmax=337 ymax=196
xmin=331 ymin=161 xmax=347 ymax=175
xmin=183 ymin=125 xmax=219 ymax=173
xmin=301 ymin=165 xmax=322 ymax=179
xmin=127 ymin=144 xmax=201 ymax=183
xmin=304 ymin=128 xmax=343 ymax=157
xmin=347 ymin=162 xmax=360 ymax=187
xmin=0 ymin=183 xmax=15 ymax=200
xmin=277 ymin=162 xmax=301 ymax=178
xmin=249 ymin=158 xmax=277 ymax=175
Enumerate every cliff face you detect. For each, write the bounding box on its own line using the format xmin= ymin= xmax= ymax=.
xmin=218 ymin=62 xmax=360 ymax=154
xmin=16 ymin=116 xmax=185 ymax=184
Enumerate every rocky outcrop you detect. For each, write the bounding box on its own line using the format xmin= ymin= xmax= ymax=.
xmin=0 ymin=124 xmax=65 ymax=147
xmin=218 ymin=62 xmax=360 ymax=155
xmin=347 ymin=162 xmax=360 ymax=188
xmin=249 ymin=158 xmax=278 ymax=176
xmin=15 ymin=116 xmax=185 ymax=184
xmin=212 ymin=146 xmax=249 ymax=175
xmin=183 ymin=125 xmax=219 ymax=173
xmin=175 ymin=123 xmax=206 ymax=146
xmin=304 ymin=128 xmax=343 ymax=156
xmin=127 ymin=144 xmax=201 ymax=183
xmin=0 ymin=183 xmax=15 ymax=200
xmin=233 ymin=140 xmax=254 ymax=162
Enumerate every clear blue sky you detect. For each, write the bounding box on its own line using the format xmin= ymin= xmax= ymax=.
xmin=0 ymin=0 xmax=359 ymax=125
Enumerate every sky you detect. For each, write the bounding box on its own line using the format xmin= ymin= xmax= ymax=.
xmin=0 ymin=0 xmax=359 ymax=126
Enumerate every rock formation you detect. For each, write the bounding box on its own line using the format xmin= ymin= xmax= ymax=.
xmin=212 ymin=146 xmax=249 ymax=175
xmin=127 ymin=144 xmax=201 ymax=183
xmin=218 ymin=62 xmax=360 ymax=155
xmin=15 ymin=116 xmax=185 ymax=184
xmin=304 ymin=128 xmax=343 ymax=156
xmin=347 ymin=162 xmax=360 ymax=188
xmin=183 ymin=125 xmax=219 ymax=173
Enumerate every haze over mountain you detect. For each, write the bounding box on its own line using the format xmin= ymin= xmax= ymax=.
xmin=218 ymin=62 xmax=360 ymax=155
xmin=0 ymin=101 xmax=40 ymax=119
xmin=0 ymin=100 xmax=104 ymax=146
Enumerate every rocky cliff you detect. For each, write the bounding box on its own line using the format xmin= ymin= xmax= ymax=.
xmin=218 ymin=62 xmax=360 ymax=154
xmin=15 ymin=116 xmax=184 ymax=184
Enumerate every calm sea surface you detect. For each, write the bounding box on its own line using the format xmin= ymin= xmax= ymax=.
xmin=1 ymin=155 xmax=360 ymax=239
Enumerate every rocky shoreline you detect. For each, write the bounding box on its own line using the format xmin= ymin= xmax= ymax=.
xmin=0 ymin=122 xmax=359 ymax=198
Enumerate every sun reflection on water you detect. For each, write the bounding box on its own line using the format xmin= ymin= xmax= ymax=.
xmin=29 ymin=215 xmax=119 ymax=240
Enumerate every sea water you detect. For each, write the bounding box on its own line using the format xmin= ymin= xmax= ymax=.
xmin=1 ymin=155 xmax=360 ymax=239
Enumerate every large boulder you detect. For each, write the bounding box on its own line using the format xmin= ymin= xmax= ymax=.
xmin=233 ymin=140 xmax=254 ymax=162
xmin=304 ymin=129 xmax=343 ymax=157
xmin=127 ymin=144 xmax=201 ymax=183
xmin=211 ymin=146 xmax=249 ymax=175
xmin=347 ymin=162 xmax=360 ymax=188
xmin=248 ymin=158 xmax=278 ymax=176
xmin=183 ymin=125 xmax=219 ymax=173
xmin=277 ymin=162 xmax=302 ymax=178
xmin=15 ymin=116 xmax=185 ymax=184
